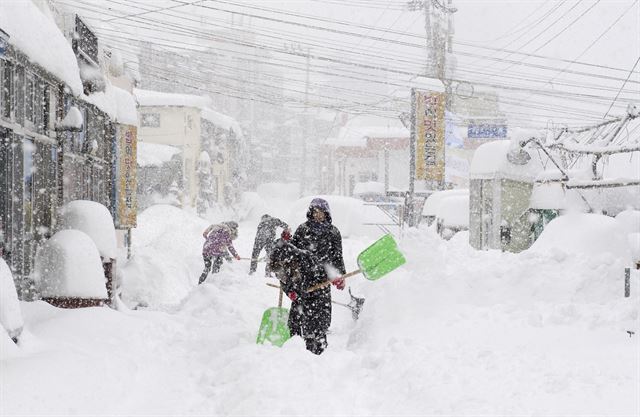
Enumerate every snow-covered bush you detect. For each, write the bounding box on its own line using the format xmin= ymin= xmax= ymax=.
xmin=0 ymin=258 xmax=23 ymax=342
xmin=57 ymin=200 xmax=117 ymax=259
xmin=33 ymin=230 xmax=107 ymax=299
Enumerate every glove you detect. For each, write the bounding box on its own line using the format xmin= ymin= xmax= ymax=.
xmin=281 ymin=229 xmax=292 ymax=241
xmin=235 ymin=255 xmax=241 ymax=261
xmin=287 ymin=291 xmax=298 ymax=301
xmin=331 ymin=278 xmax=345 ymax=290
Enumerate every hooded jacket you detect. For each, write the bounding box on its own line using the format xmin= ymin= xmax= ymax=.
xmin=202 ymin=223 xmax=239 ymax=258
xmin=291 ymin=198 xmax=346 ymax=276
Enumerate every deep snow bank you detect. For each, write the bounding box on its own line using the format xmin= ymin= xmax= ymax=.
xmin=121 ymin=205 xmax=210 ymax=308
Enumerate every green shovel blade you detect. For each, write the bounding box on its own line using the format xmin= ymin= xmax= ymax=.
xmin=256 ymin=307 xmax=291 ymax=347
xmin=357 ymin=234 xmax=406 ymax=280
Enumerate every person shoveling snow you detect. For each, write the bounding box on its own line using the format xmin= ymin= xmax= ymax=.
xmin=267 ymin=239 xmax=345 ymax=354
xmin=249 ymin=214 xmax=290 ymax=276
xmin=199 ymin=221 xmax=241 ymax=285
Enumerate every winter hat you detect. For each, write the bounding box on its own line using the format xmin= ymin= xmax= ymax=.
xmin=223 ymin=221 xmax=239 ymax=239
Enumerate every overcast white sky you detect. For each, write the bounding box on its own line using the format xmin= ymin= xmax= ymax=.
xmin=57 ymin=0 xmax=639 ymax=128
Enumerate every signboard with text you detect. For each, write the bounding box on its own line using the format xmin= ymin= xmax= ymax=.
xmin=413 ymin=90 xmax=446 ymax=183
xmin=467 ymin=123 xmax=507 ymax=139
xmin=113 ymin=124 xmax=137 ymax=228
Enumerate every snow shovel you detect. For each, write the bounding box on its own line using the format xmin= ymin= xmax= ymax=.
xmin=256 ymin=286 xmax=291 ymax=347
xmin=266 ymin=283 xmax=366 ymax=321
xmin=306 ymin=234 xmax=406 ymax=293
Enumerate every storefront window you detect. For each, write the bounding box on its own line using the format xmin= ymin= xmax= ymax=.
xmin=0 ymin=59 xmax=12 ymax=119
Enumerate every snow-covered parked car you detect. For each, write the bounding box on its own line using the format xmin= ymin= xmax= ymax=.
xmin=0 ymin=258 xmax=24 ymax=343
xmin=33 ymin=229 xmax=108 ymax=308
xmin=435 ymin=194 xmax=470 ymax=240
xmin=421 ymin=189 xmax=469 ymax=227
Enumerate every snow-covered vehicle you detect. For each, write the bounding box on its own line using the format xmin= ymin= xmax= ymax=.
xmin=421 ymin=189 xmax=469 ymax=227
xmin=435 ymin=195 xmax=470 ymax=240
xmin=0 ymin=258 xmax=23 ymax=343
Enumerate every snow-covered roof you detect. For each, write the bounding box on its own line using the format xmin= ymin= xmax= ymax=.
xmin=201 ymin=108 xmax=243 ymax=137
xmin=530 ymin=183 xmax=589 ymax=211
xmin=469 ymin=140 xmax=545 ymax=181
xmin=0 ymin=1 xmax=83 ymax=95
xmin=326 ymin=116 xmax=408 ymax=147
xmin=33 ymin=229 xmax=107 ymax=299
xmin=133 ymin=88 xmax=211 ymax=109
xmin=436 ymin=195 xmax=469 ymax=228
xmin=137 ymin=142 xmax=181 ymax=167
xmin=422 ymin=189 xmax=469 ymax=216
xmin=83 ymin=84 xmax=138 ymax=126
xmin=58 ymin=200 xmax=117 ymax=259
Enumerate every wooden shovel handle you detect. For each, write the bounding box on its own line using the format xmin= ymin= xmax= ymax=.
xmin=305 ymin=269 xmax=362 ymax=293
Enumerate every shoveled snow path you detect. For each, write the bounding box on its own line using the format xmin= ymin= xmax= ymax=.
xmin=2 ymin=223 xmax=638 ymax=416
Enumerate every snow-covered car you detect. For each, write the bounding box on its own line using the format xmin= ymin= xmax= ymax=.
xmin=421 ymin=189 xmax=469 ymax=227
xmin=435 ymin=195 xmax=470 ymax=240
xmin=0 ymin=258 xmax=23 ymax=343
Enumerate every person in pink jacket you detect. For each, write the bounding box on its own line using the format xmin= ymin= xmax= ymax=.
xmin=199 ymin=221 xmax=241 ymax=284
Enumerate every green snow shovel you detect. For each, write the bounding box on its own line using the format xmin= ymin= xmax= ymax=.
xmin=306 ymin=234 xmax=406 ymax=293
xmin=256 ymin=286 xmax=291 ymax=347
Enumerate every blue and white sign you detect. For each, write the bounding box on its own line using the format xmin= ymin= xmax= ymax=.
xmin=467 ymin=123 xmax=507 ymax=139
xmin=0 ymin=29 xmax=9 ymax=57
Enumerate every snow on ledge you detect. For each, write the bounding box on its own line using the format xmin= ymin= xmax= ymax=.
xmin=134 ymin=88 xmax=211 ymax=109
xmin=470 ymin=140 xmax=545 ymax=181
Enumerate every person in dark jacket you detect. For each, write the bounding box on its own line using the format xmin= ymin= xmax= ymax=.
xmin=199 ymin=221 xmax=240 ymax=285
xmin=269 ymin=239 xmax=342 ymax=355
xmin=291 ymin=198 xmax=346 ymax=282
xmin=249 ymin=214 xmax=290 ymax=275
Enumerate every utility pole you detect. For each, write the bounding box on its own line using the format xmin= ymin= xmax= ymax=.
xmin=301 ymin=50 xmax=310 ymax=197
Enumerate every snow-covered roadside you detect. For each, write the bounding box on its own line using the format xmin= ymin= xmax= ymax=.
xmin=2 ymin=206 xmax=639 ymax=416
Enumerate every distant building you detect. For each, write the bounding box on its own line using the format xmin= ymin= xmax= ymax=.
xmin=134 ymin=89 xmax=243 ymax=210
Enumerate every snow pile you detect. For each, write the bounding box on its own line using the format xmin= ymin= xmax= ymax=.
xmin=33 ymin=230 xmax=107 ymax=298
xmin=0 ymin=258 xmax=23 ymax=341
xmin=57 ymin=106 xmax=83 ymax=130
xmin=134 ymin=88 xmax=211 ymax=109
xmin=436 ymin=194 xmax=469 ymax=227
xmin=137 ymin=142 xmax=181 ymax=167
xmin=122 ymin=205 xmax=210 ymax=308
xmin=0 ymin=2 xmax=83 ymax=95
xmin=287 ymin=195 xmax=392 ymax=238
xmin=530 ymin=213 xmax=631 ymax=265
xmin=57 ymin=200 xmax=117 ymax=259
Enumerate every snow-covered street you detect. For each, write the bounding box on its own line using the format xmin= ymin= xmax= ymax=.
xmin=3 ymin=203 xmax=638 ymax=416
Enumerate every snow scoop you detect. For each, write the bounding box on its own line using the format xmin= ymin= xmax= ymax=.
xmin=266 ymin=283 xmax=366 ymax=320
xmin=256 ymin=286 xmax=291 ymax=347
xmin=306 ymin=234 xmax=406 ymax=293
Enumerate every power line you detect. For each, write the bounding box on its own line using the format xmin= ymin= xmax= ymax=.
xmin=604 ymin=56 xmax=640 ymax=118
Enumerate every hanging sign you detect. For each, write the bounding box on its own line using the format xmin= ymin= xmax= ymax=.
xmin=113 ymin=124 xmax=137 ymax=228
xmin=413 ymin=90 xmax=446 ymax=183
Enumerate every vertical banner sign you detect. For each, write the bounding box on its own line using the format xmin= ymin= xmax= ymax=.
xmin=114 ymin=124 xmax=137 ymax=228
xmin=414 ymin=90 xmax=446 ymax=183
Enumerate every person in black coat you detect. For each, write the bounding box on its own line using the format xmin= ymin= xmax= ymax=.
xmin=249 ymin=214 xmax=290 ymax=275
xmin=291 ymin=198 xmax=346 ymax=280
xmin=269 ymin=239 xmax=340 ymax=355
